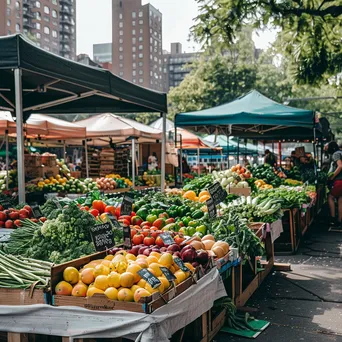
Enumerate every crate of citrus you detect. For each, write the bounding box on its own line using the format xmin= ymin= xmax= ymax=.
xmin=51 ymin=250 xmax=198 ymax=313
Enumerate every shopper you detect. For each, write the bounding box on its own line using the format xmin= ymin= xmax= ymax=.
xmin=148 ymin=152 xmax=158 ymax=171
xmin=327 ymin=141 xmax=342 ymax=226
xmin=264 ymin=149 xmax=277 ymax=167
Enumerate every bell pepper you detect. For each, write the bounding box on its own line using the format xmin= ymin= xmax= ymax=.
xmin=162 ymin=223 xmax=176 ymax=231
xmin=146 ymin=214 xmax=158 ymax=224
xmin=181 ymin=216 xmax=191 ymax=227
xmin=195 ymin=224 xmax=207 ymax=235
xmin=192 ymin=210 xmax=204 ymax=219
xmin=136 ymin=208 xmax=149 ymax=221
xmin=187 ymin=227 xmax=196 ymax=236
xmin=151 ymin=208 xmax=164 ymax=217
xmin=188 ymin=220 xmax=199 ymax=228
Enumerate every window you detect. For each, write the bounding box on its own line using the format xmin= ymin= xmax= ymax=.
xmin=132 ymin=37 xmax=136 ymax=44
xmin=119 ymin=13 xmax=123 ymax=19
xmin=16 ymin=11 xmax=20 ymax=18
xmin=132 ymin=54 xmax=136 ymax=59
xmin=119 ymin=38 xmax=123 ymax=43
xmin=132 ymin=46 xmax=136 ymax=52
xmin=15 ymin=23 xmax=20 ymax=31
xmin=44 ymin=5 xmax=49 ymax=14
xmin=119 ymin=71 xmax=123 ymax=76
xmin=138 ymin=61 xmax=143 ymax=67
xmin=150 ymin=37 xmax=152 ymax=43
xmin=139 ymin=53 xmax=143 ymax=58
xmin=150 ymin=71 xmax=153 ymax=76
xmin=52 ymin=30 xmax=57 ymax=38
xmin=139 ymin=36 xmax=143 ymax=42
xmin=7 ymin=19 xmax=11 ymax=27
xmin=140 ymin=28 xmax=143 ymax=34
xmin=44 ymin=26 xmax=50 ymax=34
xmin=139 ymin=11 xmax=143 ymax=17
xmin=139 ymin=78 xmax=143 ymax=83
xmin=139 ymin=45 xmax=143 ymax=50
xmin=52 ymin=0 xmax=57 ymax=4
xmin=35 ymin=11 xmax=41 ymax=20
xmin=6 ymin=8 xmax=11 ymax=16
xmin=15 ymin=1 xmax=20 ymax=10
xmin=119 ymin=22 xmax=123 ymax=28
xmin=132 ymin=12 xmax=136 ymax=18
xmin=139 ymin=20 xmax=143 ymax=25
xmin=119 ymin=30 xmax=123 ymax=35
xmin=132 ymin=29 xmax=136 ymax=35
xmin=119 ymin=63 xmax=123 ymax=68
xmin=119 ymin=46 xmax=123 ymax=52
xmin=132 ymin=21 xmax=136 ymax=26
xmin=132 ymin=70 xmax=136 ymax=76
xmin=150 ymin=54 xmax=152 ymax=60
xmin=7 ymin=0 xmax=11 ymax=4
xmin=133 ymin=79 xmax=136 ymax=83
xmin=35 ymin=0 xmax=40 ymax=7
xmin=52 ymin=10 xmax=57 ymax=18
xmin=132 ymin=62 xmax=136 ymax=68
xmin=149 ymin=10 xmax=152 ymax=16
xmin=36 ymin=42 xmax=40 ymax=47
xmin=44 ymin=16 xmax=50 ymax=22
xmin=119 ymin=55 xmax=123 ymax=60
xmin=149 ymin=46 xmax=152 ymax=52
xmin=139 ymin=70 xmax=143 ymax=75
xmin=36 ymin=22 xmax=41 ymax=29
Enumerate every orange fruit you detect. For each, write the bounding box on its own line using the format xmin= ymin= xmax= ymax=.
xmin=107 ymin=272 xmax=121 ymax=288
xmin=72 ymin=282 xmax=88 ymax=297
xmin=136 ymin=255 xmax=147 ymax=259
xmin=159 ymin=253 xmax=173 ymax=268
xmin=144 ymin=283 xmax=159 ymax=294
xmin=104 ymin=287 xmax=118 ymax=300
xmin=149 ymin=263 xmax=162 ymax=277
xmin=94 ymin=264 xmax=110 ymax=277
xmin=101 ymin=260 xmax=112 ymax=267
xmin=87 ymin=287 xmax=104 ymax=297
xmin=104 ymin=255 xmax=114 ymax=261
xmin=119 ymin=272 xmax=135 ymax=288
xmin=130 ymin=285 xmax=141 ymax=294
xmin=174 ymin=270 xmax=186 ymax=285
xmin=136 ymin=259 xmax=149 ymax=269
xmin=150 ymin=251 xmax=161 ymax=259
xmin=184 ymin=263 xmax=195 ymax=273
xmin=137 ymin=279 xmax=147 ymax=288
xmin=183 ymin=190 xmax=196 ymax=200
xmin=146 ymin=256 xmax=159 ymax=265
xmin=125 ymin=253 xmax=137 ymax=261
xmin=94 ymin=275 xmax=109 ymax=291
xmin=81 ymin=268 xmax=95 ymax=285
xmin=113 ymin=254 xmax=126 ymax=264
xmin=117 ymin=288 xmax=134 ymax=302
xmin=126 ymin=264 xmax=142 ymax=283
xmin=55 ymin=281 xmax=73 ymax=296
xmin=63 ymin=267 xmax=79 ymax=285
xmin=158 ymin=277 xmax=170 ymax=292
xmin=134 ymin=288 xmax=151 ymax=302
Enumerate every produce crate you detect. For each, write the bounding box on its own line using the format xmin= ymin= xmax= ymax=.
xmin=227 ymin=187 xmax=251 ymax=197
xmin=70 ymin=171 xmax=81 ymax=179
xmin=0 ymin=287 xmax=50 ymax=305
xmin=41 ymin=155 xmax=57 ymax=167
xmin=24 ymin=154 xmax=42 ymax=167
xmin=51 ymin=251 xmax=198 ymax=314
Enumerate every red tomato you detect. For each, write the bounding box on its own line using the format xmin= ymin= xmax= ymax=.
xmin=119 ymin=219 xmax=131 ymax=226
xmin=104 ymin=205 xmax=116 ymax=216
xmin=115 ymin=206 xmax=121 ymax=217
xmin=153 ymin=218 xmax=166 ymax=229
xmin=39 ymin=217 xmax=47 ymax=223
xmin=130 ymin=211 xmax=136 ymax=217
xmin=165 ymin=218 xmax=175 ymax=224
xmin=80 ymin=207 xmax=86 ymax=211
xmin=158 ymin=212 xmax=169 ymax=219
xmin=141 ymin=221 xmax=151 ymax=227
xmin=141 ymin=225 xmax=152 ymax=230
xmin=132 ymin=233 xmax=144 ymax=245
xmin=92 ymin=200 xmax=105 ymax=214
xmin=144 ymin=235 xmax=155 ymax=246
xmin=23 ymin=205 xmax=33 ymax=218
xmin=131 ymin=228 xmax=137 ymax=239
xmin=141 ymin=229 xmax=150 ymax=237
xmin=150 ymin=230 xmax=159 ymax=239
xmin=174 ymin=235 xmax=185 ymax=245
xmin=119 ymin=215 xmax=132 ymax=221
xmin=0 ymin=205 xmax=4 ymax=211
xmin=0 ymin=212 xmax=7 ymax=221
xmin=84 ymin=206 xmax=90 ymax=211
xmin=155 ymin=236 xmax=164 ymax=247
xmin=89 ymin=209 xmax=100 ymax=217
xmin=150 ymin=226 xmax=158 ymax=231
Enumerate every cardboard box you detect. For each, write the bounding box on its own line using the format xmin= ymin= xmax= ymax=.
xmin=227 ymin=186 xmax=251 ymax=197
xmin=24 ymin=154 xmax=42 ymax=167
xmin=0 ymin=288 xmax=50 ymax=305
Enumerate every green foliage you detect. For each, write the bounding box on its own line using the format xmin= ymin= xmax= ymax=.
xmin=191 ymin=0 xmax=342 ymax=84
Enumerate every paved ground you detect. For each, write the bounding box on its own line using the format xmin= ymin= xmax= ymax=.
xmin=216 ymin=210 xmax=342 ymax=342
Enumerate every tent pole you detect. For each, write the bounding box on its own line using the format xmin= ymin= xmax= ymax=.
xmin=84 ymin=140 xmax=89 ymax=178
xmin=132 ymin=138 xmax=135 ymax=188
xmin=179 ymin=134 xmax=183 ymax=186
xmin=15 ymin=69 xmax=25 ymax=204
xmin=5 ymin=130 xmax=9 ymax=190
xmin=161 ymin=112 xmax=166 ymax=192
xmin=278 ymin=142 xmax=282 ymax=167
xmin=227 ymin=135 xmax=229 ymax=169
xmin=237 ymin=138 xmax=240 ymax=165
xmin=197 ymin=146 xmax=200 ymax=176
xmin=63 ymin=140 xmax=66 ymax=160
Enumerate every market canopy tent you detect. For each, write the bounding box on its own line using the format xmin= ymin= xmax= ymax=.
xmin=0 ymin=34 xmax=167 ymax=202
xmin=175 ymin=90 xmax=315 ymax=138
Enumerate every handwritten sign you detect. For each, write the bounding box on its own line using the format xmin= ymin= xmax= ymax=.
xmin=208 ymin=182 xmax=227 ymax=205
xmin=137 ymin=268 xmax=161 ymax=289
xmin=160 ymin=266 xmax=176 ymax=282
xmin=106 ymin=213 xmax=122 ymax=229
xmin=123 ymin=225 xmax=132 ymax=248
xmin=160 ymin=232 xmax=175 ymax=245
xmin=173 ymin=257 xmax=190 ymax=272
xmin=89 ymin=223 xmax=115 ymax=252
xmin=120 ymin=194 xmax=134 ymax=216
xmin=206 ymin=197 xmax=217 ymax=219
xmin=31 ymin=203 xmax=43 ymax=219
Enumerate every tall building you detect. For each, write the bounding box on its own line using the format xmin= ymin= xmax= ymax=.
xmin=163 ymin=42 xmax=200 ymax=91
xmin=112 ymin=0 xmax=163 ymax=91
xmin=0 ymin=0 xmax=76 ymax=60
xmin=93 ymin=43 xmax=112 ymax=64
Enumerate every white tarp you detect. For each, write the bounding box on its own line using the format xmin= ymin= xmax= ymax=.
xmin=0 ymin=268 xmax=226 ymax=342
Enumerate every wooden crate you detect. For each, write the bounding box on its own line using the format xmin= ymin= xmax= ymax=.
xmin=51 ymin=251 xmax=198 ymax=314
xmin=0 ymin=288 xmax=50 ymax=305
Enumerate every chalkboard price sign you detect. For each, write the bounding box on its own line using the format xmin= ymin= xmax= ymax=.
xmin=120 ymin=194 xmax=134 ymax=216
xmin=137 ymin=268 xmax=161 ymax=289
xmin=160 ymin=232 xmax=175 ymax=245
xmin=160 ymin=266 xmax=176 ymax=282
xmin=106 ymin=213 xmax=122 ymax=229
xmin=173 ymin=257 xmax=190 ymax=272
xmin=123 ymin=225 xmax=132 ymax=248
xmin=89 ymin=223 xmax=115 ymax=252
xmin=138 ymin=167 xmax=145 ymax=176
xmin=206 ymin=197 xmax=217 ymax=219
xmin=31 ymin=203 xmax=43 ymax=219
xmin=208 ymin=182 xmax=227 ymax=205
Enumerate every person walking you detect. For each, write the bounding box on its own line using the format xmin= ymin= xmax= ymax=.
xmin=327 ymin=141 xmax=342 ymax=227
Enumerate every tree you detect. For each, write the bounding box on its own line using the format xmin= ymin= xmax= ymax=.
xmin=191 ymin=0 xmax=342 ymax=84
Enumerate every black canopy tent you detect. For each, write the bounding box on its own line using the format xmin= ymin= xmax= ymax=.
xmin=0 ymin=34 xmax=168 ymax=202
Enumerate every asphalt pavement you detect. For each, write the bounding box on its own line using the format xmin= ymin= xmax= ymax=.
xmin=216 ymin=209 xmax=342 ymax=342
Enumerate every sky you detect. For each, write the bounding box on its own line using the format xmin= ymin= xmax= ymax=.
xmin=76 ymin=0 xmax=277 ymax=58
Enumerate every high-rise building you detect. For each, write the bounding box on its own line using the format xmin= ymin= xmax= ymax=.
xmin=93 ymin=43 xmax=112 ymax=64
xmin=0 ymin=0 xmax=76 ymax=60
xmin=112 ymin=0 xmax=163 ymax=91
xmin=162 ymin=43 xmax=200 ymax=91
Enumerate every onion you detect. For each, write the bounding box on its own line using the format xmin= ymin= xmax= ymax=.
xmin=196 ymin=250 xmax=209 ymax=265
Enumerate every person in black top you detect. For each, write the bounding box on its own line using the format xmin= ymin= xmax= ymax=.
xmin=264 ymin=149 xmax=277 ymax=167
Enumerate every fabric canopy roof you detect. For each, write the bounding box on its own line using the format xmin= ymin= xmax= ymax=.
xmin=76 ymin=113 xmax=162 ymax=142
xmin=175 ymin=90 xmax=314 ymax=137
xmin=0 ymin=112 xmax=86 ymax=138
xmin=150 ymin=117 xmax=175 ymax=131
xmin=0 ymin=34 xmax=167 ymax=116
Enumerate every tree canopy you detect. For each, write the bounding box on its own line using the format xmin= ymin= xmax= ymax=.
xmin=191 ymin=0 xmax=342 ymax=84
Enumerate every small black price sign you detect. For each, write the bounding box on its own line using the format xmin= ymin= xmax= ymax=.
xmin=120 ymin=194 xmax=134 ymax=216
xmin=138 ymin=166 xmax=145 ymax=176
xmin=89 ymin=223 xmax=115 ymax=252
xmin=31 ymin=203 xmax=43 ymax=219
xmin=208 ymin=182 xmax=227 ymax=205
xmin=123 ymin=225 xmax=132 ymax=248
xmin=137 ymin=268 xmax=161 ymax=289
xmin=106 ymin=213 xmax=122 ymax=229
xmin=206 ymin=197 xmax=217 ymax=219
xmin=173 ymin=257 xmax=190 ymax=272
xmin=160 ymin=232 xmax=175 ymax=245
xmin=160 ymin=266 xmax=176 ymax=282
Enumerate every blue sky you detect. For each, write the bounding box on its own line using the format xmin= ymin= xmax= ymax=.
xmin=76 ymin=0 xmax=276 ymax=58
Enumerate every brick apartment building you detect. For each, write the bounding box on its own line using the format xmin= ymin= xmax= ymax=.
xmin=112 ymin=0 xmax=163 ymax=91
xmin=0 ymin=0 xmax=76 ymax=60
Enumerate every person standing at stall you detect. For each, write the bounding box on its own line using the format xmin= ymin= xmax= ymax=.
xmin=264 ymin=149 xmax=277 ymax=167
xmin=327 ymin=141 xmax=342 ymax=227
